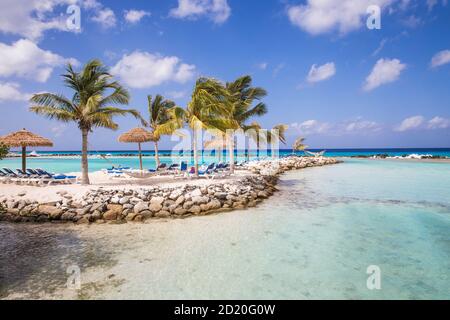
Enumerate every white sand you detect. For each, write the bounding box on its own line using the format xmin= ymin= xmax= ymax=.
xmin=0 ymin=170 xmax=253 ymax=203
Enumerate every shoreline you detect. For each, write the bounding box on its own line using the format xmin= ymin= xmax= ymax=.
xmin=0 ymin=157 xmax=341 ymax=225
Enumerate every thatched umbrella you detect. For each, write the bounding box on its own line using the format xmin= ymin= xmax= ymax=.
xmin=0 ymin=128 xmax=53 ymax=172
xmin=118 ymin=127 xmax=153 ymax=171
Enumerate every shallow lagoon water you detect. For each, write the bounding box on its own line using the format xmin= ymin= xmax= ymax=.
xmin=1 ymin=159 xmax=449 ymax=299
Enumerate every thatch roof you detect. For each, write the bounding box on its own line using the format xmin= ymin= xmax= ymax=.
xmin=118 ymin=127 xmax=154 ymax=143
xmin=0 ymin=128 xmax=53 ymax=147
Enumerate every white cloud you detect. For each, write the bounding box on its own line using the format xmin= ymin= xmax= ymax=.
xmin=307 ymin=62 xmax=336 ymax=83
xmin=166 ymin=90 xmax=187 ymax=99
xmin=430 ymin=50 xmax=450 ymax=68
xmin=170 ymin=0 xmax=231 ymax=24
xmin=395 ymin=116 xmax=425 ymax=132
xmin=426 ymin=0 xmax=447 ymax=11
xmin=0 ymin=0 xmax=79 ymax=40
xmin=287 ymin=0 xmax=393 ymax=35
xmin=257 ymin=62 xmax=268 ymax=70
xmin=92 ymin=8 xmax=117 ymax=29
xmin=290 ymin=120 xmax=331 ymax=135
xmin=343 ymin=119 xmax=382 ymax=133
xmin=111 ymin=51 xmax=196 ymax=89
xmin=363 ymin=58 xmax=406 ymax=91
xmin=428 ymin=116 xmax=450 ymax=129
xmin=291 ymin=118 xmax=382 ymax=136
xmin=0 ymin=39 xmax=78 ymax=82
xmin=0 ymin=82 xmax=31 ymax=102
xmin=124 ymin=9 xmax=151 ymax=24
xmin=51 ymin=124 xmax=67 ymax=137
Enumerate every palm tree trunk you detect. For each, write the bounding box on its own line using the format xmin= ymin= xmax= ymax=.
xmin=81 ymin=128 xmax=90 ymax=185
xmin=192 ymin=128 xmax=199 ymax=177
xmin=229 ymin=134 xmax=235 ymax=174
xmin=154 ymin=141 xmax=160 ymax=167
xmin=21 ymin=146 xmax=26 ymax=172
xmin=138 ymin=142 xmax=143 ymax=171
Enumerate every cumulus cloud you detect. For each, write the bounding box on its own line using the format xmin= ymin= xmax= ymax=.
xmin=92 ymin=8 xmax=117 ymax=28
xmin=111 ymin=51 xmax=196 ymax=89
xmin=0 ymin=39 xmax=78 ymax=82
xmin=290 ymin=118 xmax=382 ymax=136
xmin=0 ymin=82 xmax=31 ymax=102
xmin=124 ymin=9 xmax=151 ymax=24
xmin=363 ymin=58 xmax=406 ymax=91
xmin=307 ymin=62 xmax=336 ymax=83
xmin=290 ymin=120 xmax=331 ymax=135
xmin=287 ymin=0 xmax=393 ymax=35
xmin=430 ymin=50 xmax=450 ymax=68
xmin=170 ymin=0 xmax=231 ymax=24
xmin=343 ymin=119 xmax=382 ymax=133
xmin=395 ymin=116 xmax=425 ymax=132
xmin=0 ymin=0 xmax=78 ymax=40
xmin=428 ymin=116 xmax=450 ymax=129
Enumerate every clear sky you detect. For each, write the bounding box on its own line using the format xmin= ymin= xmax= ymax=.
xmin=0 ymin=0 xmax=449 ymax=150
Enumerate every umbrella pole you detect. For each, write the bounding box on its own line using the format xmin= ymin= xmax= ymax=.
xmin=138 ymin=142 xmax=143 ymax=171
xmin=22 ymin=146 xmax=26 ymax=172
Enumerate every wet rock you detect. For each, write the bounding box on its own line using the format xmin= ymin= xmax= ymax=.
xmin=38 ymin=205 xmax=63 ymax=219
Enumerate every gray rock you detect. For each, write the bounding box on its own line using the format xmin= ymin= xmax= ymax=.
xmin=149 ymin=202 xmax=162 ymax=213
xmin=188 ymin=205 xmax=201 ymax=215
xmin=192 ymin=196 xmax=209 ymax=205
xmin=134 ymin=202 xmax=149 ymax=214
xmin=119 ymin=196 xmax=130 ymax=205
xmin=155 ymin=210 xmax=171 ymax=218
xmin=150 ymin=196 xmax=165 ymax=206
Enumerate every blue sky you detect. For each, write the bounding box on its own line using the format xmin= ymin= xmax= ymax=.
xmin=0 ymin=0 xmax=449 ymax=150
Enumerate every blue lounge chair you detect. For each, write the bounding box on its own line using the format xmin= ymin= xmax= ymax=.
xmin=35 ymin=168 xmax=78 ymax=184
xmin=148 ymin=163 xmax=167 ymax=172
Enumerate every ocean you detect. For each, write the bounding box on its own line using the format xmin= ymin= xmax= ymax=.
xmin=1 ymin=148 xmax=449 ymax=173
xmin=0 ymin=158 xmax=449 ymax=299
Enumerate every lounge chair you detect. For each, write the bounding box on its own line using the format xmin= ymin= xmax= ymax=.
xmin=35 ymin=168 xmax=78 ymax=185
xmin=148 ymin=163 xmax=167 ymax=173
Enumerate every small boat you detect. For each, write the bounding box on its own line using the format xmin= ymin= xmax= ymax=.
xmin=29 ymin=150 xmax=40 ymax=157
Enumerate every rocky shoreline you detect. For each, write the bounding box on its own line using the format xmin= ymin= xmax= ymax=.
xmin=0 ymin=156 xmax=340 ymax=224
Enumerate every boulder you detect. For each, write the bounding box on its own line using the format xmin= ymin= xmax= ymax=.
xmin=190 ymin=189 xmax=202 ymax=197
xmin=192 ymin=196 xmax=209 ymax=205
xmin=77 ymin=217 xmax=90 ymax=224
xmin=188 ymin=205 xmax=201 ymax=215
xmin=134 ymin=202 xmax=149 ymax=214
xmin=103 ymin=210 xmax=118 ymax=221
xmin=149 ymin=202 xmax=162 ymax=213
xmin=174 ymin=208 xmax=187 ymax=215
xmin=155 ymin=210 xmax=171 ymax=218
xmin=38 ymin=205 xmax=63 ymax=219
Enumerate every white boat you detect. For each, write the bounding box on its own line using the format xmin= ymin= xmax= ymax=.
xmin=29 ymin=150 xmax=40 ymax=157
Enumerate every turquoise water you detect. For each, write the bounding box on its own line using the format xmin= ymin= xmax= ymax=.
xmin=1 ymin=148 xmax=450 ymax=174
xmin=1 ymin=159 xmax=449 ymax=299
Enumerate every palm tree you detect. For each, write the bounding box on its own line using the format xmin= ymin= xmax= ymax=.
xmin=225 ymin=75 xmax=267 ymax=173
xmin=30 ymin=59 xmax=140 ymax=185
xmin=165 ymin=78 xmax=235 ymax=176
xmin=292 ymin=136 xmax=308 ymax=154
xmin=142 ymin=95 xmax=176 ymax=167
